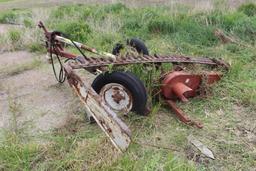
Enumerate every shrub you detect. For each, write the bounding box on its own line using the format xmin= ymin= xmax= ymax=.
xmin=81 ymin=7 xmax=93 ymax=19
xmin=52 ymin=5 xmax=82 ymax=18
xmin=238 ymin=3 xmax=256 ymax=16
xmin=23 ymin=19 xmax=33 ymax=28
xmin=0 ymin=9 xmax=32 ymax=24
xmin=123 ymin=17 xmax=142 ymax=31
xmin=175 ymin=18 xmax=217 ymax=46
xmin=91 ymin=3 xmax=128 ymax=21
xmin=206 ymin=11 xmax=248 ymax=31
xmin=225 ymin=44 xmax=241 ymax=53
xmin=0 ymin=142 xmax=40 ymax=170
xmin=232 ymin=16 xmax=256 ymax=42
xmin=52 ymin=6 xmax=90 ymax=21
xmin=103 ymin=3 xmax=128 ymax=14
xmin=28 ymin=43 xmax=44 ymax=53
xmin=56 ymin=21 xmax=91 ymax=42
xmin=8 ymin=30 xmax=21 ymax=43
xmin=205 ymin=10 xmax=256 ymax=42
xmin=147 ymin=16 xmax=176 ymax=34
xmin=122 ymin=9 xmax=158 ymax=37
xmin=221 ymin=12 xmax=247 ymax=31
xmin=147 ymin=14 xmax=217 ymax=46
xmin=122 ymin=12 xmax=144 ymax=34
xmin=0 ymin=11 xmax=17 ymax=23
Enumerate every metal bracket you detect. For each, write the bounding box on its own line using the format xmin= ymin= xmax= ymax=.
xmin=166 ymin=100 xmax=203 ymax=129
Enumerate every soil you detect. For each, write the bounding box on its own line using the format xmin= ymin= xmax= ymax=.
xmin=0 ymin=50 xmax=73 ymax=135
xmin=0 ymin=24 xmax=95 ymax=136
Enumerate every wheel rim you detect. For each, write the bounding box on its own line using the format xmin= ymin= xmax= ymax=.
xmin=100 ymin=83 xmax=133 ymax=115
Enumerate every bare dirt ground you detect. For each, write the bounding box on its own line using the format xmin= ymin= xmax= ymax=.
xmin=0 ymin=18 xmax=103 ymax=140
xmin=0 ymin=24 xmax=93 ymax=137
xmin=0 ymin=49 xmax=72 ymax=136
xmin=0 ymin=24 xmax=21 ymax=34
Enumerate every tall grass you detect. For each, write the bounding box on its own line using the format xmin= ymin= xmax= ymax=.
xmin=37 ymin=2 xmax=255 ymax=53
xmin=0 ymin=9 xmax=31 ymax=24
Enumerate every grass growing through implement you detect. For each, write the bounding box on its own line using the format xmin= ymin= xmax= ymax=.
xmin=0 ymin=2 xmax=256 ymax=170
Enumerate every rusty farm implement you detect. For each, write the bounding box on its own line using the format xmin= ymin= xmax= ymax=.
xmin=38 ymin=21 xmax=229 ymax=151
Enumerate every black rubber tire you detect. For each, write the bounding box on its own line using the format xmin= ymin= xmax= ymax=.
xmin=92 ymin=71 xmax=148 ymax=115
xmin=112 ymin=38 xmax=149 ymax=55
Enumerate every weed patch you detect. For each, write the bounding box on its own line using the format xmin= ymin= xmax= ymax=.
xmin=0 ymin=9 xmax=31 ymax=24
xmin=56 ymin=21 xmax=91 ymax=42
xmin=238 ymin=3 xmax=256 ymax=16
xmin=147 ymin=16 xmax=176 ymax=34
xmin=8 ymin=29 xmax=21 ymax=43
xmin=0 ymin=134 xmax=40 ymax=171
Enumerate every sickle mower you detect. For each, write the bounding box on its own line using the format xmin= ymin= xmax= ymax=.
xmin=38 ymin=21 xmax=229 ymax=151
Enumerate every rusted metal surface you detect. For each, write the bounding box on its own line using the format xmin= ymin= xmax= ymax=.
xmin=166 ymin=100 xmax=203 ymax=128
xmin=64 ymin=62 xmax=131 ymax=152
xmin=66 ymin=54 xmax=229 ymax=71
xmin=161 ymin=71 xmax=221 ymax=101
xmin=99 ymin=83 xmax=133 ymax=115
xmin=38 ymin=21 xmax=228 ymax=132
xmin=162 ymin=71 xmax=222 ymax=128
xmin=38 ymin=21 xmax=230 ymax=72
xmin=171 ymin=82 xmax=193 ymax=102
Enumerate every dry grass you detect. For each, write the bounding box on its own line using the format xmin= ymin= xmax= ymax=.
xmin=0 ymin=0 xmax=255 ymax=11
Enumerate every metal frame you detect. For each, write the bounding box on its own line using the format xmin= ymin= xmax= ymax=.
xmin=64 ymin=63 xmax=131 ymax=152
xmin=38 ymin=21 xmax=229 ymax=151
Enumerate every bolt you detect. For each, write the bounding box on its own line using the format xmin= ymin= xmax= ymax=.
xmin=112 ymin=90 xmax=125 ymax=104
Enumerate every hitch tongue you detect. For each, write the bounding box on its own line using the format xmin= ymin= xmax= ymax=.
xmin=63 ymin=62 xmax=131 ymax=152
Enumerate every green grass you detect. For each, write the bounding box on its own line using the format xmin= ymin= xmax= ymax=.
xmin=238 ymin=3 xmax=256 ymax=16
xmin=0 ymin=9 xmax=31 ymax=24
xmin=0 ymin=2 xmax=256 ymax=171
xmin=0 ymin=0 xmax=13 ymax=2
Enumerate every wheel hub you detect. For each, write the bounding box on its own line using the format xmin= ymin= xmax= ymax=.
xmin=100 ymin=83 xmax=133 ymax=115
